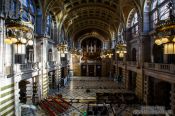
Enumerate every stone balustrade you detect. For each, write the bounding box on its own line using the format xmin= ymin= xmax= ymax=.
xmin=61 ymin=61 xmax=68 ymax=67
xmin=144 ymin=62 xmax=175 ymax=74
xmin=46 ymin=61 xmax=56 ymax=68
xmin=127 ymin=61 xmax=137 ymax=67
xmin=117 ymin=61 xmax=124 ymax=65
xmin=14 ymin=62 xmax=39 ymax=73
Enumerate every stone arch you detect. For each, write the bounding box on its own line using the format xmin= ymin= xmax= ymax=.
xmin=48 ymin=49 xmax=53 ymax=61
xmin=126 ymin=8 xmax=138 ymax=28
xmin=79 ymin=33 xmax=105 ymax=46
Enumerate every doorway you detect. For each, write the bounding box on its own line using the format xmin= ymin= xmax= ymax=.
xmin=88 ymin=65 xmax=94 ymax=76
xmin=128 ymin=71 xmax=137 ymax=91
xmin=81 ymin=65 xmax=87 ymax=76
xmin=96 ymin=65 xmax=101 ymax=76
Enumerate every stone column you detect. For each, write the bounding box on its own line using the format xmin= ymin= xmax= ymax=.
xmin=0 ymin=18 xmax=5 ymax=76
xmin=125 ymin=70 xmax=129 ymax=89
xmin=32 ymin=76 xmax=39 ymax=104
xmin=14 ymin=77 xmax=21 ymax=116
xmin=135 ymin=71 xmax=144 ymax=102
xmin=26 ymin=78 xmax=33 ymax=104
xmin=143 ymin=75 xmax=149 ymax=105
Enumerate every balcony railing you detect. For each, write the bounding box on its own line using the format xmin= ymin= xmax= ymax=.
xmin=127 ymin=61 xmax=137 ymax=67
xmin=118 ymin=61 xmax=123 ymax=65
xmin=14 ymin=62 xmax=39 ymax=73
xmin=46 ymin=61 xmax=56 ymax=68
xmin=144 ymin=62 xmax=175 ymax=74
xmin=61 ymin=61 xmax=68 ymax=67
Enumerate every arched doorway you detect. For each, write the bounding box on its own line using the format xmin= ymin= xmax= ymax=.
xmin=26 ymin=46 xmax=34 ymax=63
xmin=19 ymin=80 xmax=30 ymax=104
xmin=48 ymin=49 xmax=53 ymax=61
xmin=48 ymin=71 xmax=56 ymax=89
xmin=132 ymin=48 xmax=137 ymax=61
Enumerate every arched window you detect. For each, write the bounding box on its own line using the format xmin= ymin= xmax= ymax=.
xmin=132 ymin=48 xmax=137 ymax=61
xmin=46 ymin=14 xmax=55 ymax=37
xmin=46 ymin=15 xmax=52 ymax=35
xmin=26 ymin=46 xmax=34 ymax=63
xmin=127 ymin=9 xmax=139 ymax=37
xmin=131 ymin=12 xmax=138 ymax=35
xmin=118 ymin=24 xmax=124 ymax=40
xmin=11 ymin=0 xmax=17 ymax=13
xmin=48 ymin=49 xmax=53 ymax=61
xmin=150 ymin=0 xmax=170 ymax=29
xmin=21 ymin=0 xmax=35 ymax=24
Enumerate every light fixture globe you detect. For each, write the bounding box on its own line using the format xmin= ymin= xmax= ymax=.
xmin=119 ymin=52 xmax=124 ymax=58
xmin=155 ymin=39 xmax=162 ymax=45
xmin=26 ymin=32 xmax=33 ymax=39
xmin=4 ymin=38 xmax=12 ymax=44
xmin=173 ymin=37 xmax=175 ymax=42
xmin=11 ymin=37 xmax=18 ymax=43
xmin=28 ymin=39 xmax=33 ymax=46
xmin=123 ymin=50 xmax=127 ymax=54
xmin=161 ymin=37 xmax=169 ymax=43
xmin=20 ymin=37 xmax=27 ymax=44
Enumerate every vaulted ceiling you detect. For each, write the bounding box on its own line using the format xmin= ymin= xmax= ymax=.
xmin=38 ymin=0 xmax=144 ymax=41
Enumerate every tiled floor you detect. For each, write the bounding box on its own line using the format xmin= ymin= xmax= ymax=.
xmin=36 ymin=76 xmax=134 ymax=116
xmin=57 ymin=76 xmax=129 ymax=116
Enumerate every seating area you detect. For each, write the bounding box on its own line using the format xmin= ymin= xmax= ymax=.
xmin=39 ymin=95 xmax=71 ymax=116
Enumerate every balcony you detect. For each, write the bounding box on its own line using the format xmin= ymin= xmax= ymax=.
xmin=127 ymin=61 xmax=137 ymax=67
xmin=61 ymin=61 xmax=68 ymax=67
xmin=144 ymin=62 xmax=175 ymax=74
xmin=46 ymin=61 xmax=56 ymax=69
xmin=14 ymin=62 xmax=39 ymax=73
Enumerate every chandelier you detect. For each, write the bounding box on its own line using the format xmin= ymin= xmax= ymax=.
xmin=154 ymin=2 xmax=175 ymax=54
xmin=116 ymin=35 xmax=127 ymax=58
xmin=116 ymin=43 xmax=127 ymax=58
xmin=4 ymin=3 xmax=34 ymax=46
xmin=70 ymin=47 xmax=77 ymax=55
xmin=5 ymin=18 xmax=34 ymax=46
xmin=57 ymin=41 xmax=68 ymax=57
xmin=100 ymin=49 xmax=113 ymax=58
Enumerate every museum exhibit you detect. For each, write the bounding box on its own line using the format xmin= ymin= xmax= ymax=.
xmin=0 ymin=0 xmax=175 ymax=115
